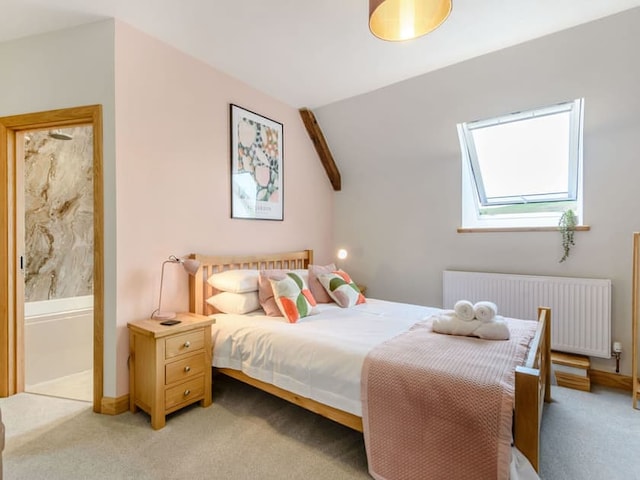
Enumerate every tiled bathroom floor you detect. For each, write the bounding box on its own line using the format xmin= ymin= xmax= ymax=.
xmin=26 ymin=369 xmax=93 ymax=402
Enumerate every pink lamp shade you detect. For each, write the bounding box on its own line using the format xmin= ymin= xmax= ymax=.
xmin=151 ymin=255 xmax=201 ymax=320
xmin=181 ymin=258 xmax=200 ymax=276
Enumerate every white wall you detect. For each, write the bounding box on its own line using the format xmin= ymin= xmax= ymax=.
xmin=315 ymin=8 xmax=640 ymax=375
xmin=0 ymin=21 xmax=118 ymax=396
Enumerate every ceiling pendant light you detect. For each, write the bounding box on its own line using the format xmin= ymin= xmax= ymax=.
xmin=369 ymin=0 xmax=452 ymax=42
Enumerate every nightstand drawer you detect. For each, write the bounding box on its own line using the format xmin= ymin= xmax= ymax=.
xmin=165 ymin=377 xmax=204 ymax=410
xmin=128 ymin=313 xmax=214 ymax=429
xmin=165 ymin=329 xmax=204 ymax=359
xmin=165 ymin=353 xmax=205 ymax=385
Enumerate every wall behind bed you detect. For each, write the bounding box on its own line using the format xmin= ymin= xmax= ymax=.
xmin=314 ymin=8 xmax=640 ymax=375
xmin=113 ymin=21 xmax=334 ymax=394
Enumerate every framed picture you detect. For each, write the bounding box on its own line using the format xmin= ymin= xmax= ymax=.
xmin=230 ymin=104 xmax=284 ymax=220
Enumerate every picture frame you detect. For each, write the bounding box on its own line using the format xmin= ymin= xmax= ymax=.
xmin=230 ymin=104 xmax=284 ymax=220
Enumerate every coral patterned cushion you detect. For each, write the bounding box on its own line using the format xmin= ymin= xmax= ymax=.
xmin=308 ymin=263 xmax=337 ymax=303
xmin=269 ymin=272 xmax=317 ymax=323
xmin=318 ymin=270 xmax=366 ymax=308
xmin=259 ymin=269 xmax=309 ymax=317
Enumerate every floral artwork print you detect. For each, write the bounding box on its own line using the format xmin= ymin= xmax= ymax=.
xmin=230 ymin=105 xmax=283 ymax=220
xmin=236 ymin=118 xmax=280 ymax=203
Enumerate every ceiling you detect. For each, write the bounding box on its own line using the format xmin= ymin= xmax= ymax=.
xmin=2 ymin=0 xmax=640 ymax=108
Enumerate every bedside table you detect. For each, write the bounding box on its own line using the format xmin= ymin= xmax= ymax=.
xmin=128 ymin=312 xmax=215 ymax=429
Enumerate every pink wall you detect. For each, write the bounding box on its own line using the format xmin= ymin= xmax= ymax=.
xmin=114 ymin=21 xmax=334 ymax=395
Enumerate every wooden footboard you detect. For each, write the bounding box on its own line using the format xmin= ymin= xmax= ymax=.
xmin=189 ymin=250 xmax=550 ymax=473
xmin=514 ymin=306 xmax=552 ymax=471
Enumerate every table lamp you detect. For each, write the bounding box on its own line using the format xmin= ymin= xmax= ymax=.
xmin=151 ymin=255 xmax=200 ymax=320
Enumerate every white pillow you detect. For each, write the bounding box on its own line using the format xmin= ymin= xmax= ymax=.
xmin=206 ymin=291 xmax=261 ymax=314
xmin=207 ymin=269 xmax=259 ymax=293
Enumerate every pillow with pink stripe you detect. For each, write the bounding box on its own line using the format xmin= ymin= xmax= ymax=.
xmin=308 ymin=263 xmax=336 ymax=303
xmin=259 ymin=269 xmax=309 ymax=316
xmin=317 ymin=270 xmax=366 ymax=308
xmin=269 ymin=272 xmax=317 ymax=323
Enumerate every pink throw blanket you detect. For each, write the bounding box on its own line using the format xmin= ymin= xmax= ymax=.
xmin=361 ymin=316 xmax=538 ymax=480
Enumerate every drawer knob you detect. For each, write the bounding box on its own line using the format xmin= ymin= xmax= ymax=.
xmin=184 ymin=341 xmax=191 ymax=348
xmin=184 ymin=389 xmax=191 ymax=397
xmin=184 ymin=366 xmax=191 ymax=373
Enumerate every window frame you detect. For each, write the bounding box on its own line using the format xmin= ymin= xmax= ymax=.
xmin=458 ymin=99 xmax=584 ymax=229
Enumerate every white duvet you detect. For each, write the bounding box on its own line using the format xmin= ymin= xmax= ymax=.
xmin=210 ymin=299 xmax=442 ymax=416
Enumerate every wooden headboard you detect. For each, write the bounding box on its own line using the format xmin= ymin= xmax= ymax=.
xmin=188 ymin=249 xmax=314 ymax=315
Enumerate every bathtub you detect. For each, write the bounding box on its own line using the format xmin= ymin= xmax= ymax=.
xmin=24 ymin=295 xmax=93 ymax=317
xmin=24 ymin=295 xmax=93 ymax=387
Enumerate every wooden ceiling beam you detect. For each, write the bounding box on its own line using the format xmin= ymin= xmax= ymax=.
xmin=299 ymin=108 xmax=341 ymax=191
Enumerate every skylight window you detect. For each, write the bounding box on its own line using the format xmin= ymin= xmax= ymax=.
xmin=458 ymin=99 xmax=584 ymax=228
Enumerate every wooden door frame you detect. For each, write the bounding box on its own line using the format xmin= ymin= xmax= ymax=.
xmin=0 ymin=105 xmax=104 ymax=413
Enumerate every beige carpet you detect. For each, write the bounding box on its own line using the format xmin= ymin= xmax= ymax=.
xmin=2 ymin=375 xmax=368 ymax=480
xmin=539 ymin=382 xmax=640 ymax=480
xmin=1 ymin=374 xmax=639 ymax=480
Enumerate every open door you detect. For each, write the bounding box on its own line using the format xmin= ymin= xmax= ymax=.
xmin=0 ymin=105 xmax=104 ymax=413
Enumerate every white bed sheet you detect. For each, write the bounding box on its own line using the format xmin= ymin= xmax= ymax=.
xmin=211 ymin=299 xmax=442 ymax=416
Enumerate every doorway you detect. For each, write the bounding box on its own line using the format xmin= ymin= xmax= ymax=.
xmin=22 ymin=126 xmax=94 ymax=402
xmin=0 ymin=105 xmax=104 ymax=413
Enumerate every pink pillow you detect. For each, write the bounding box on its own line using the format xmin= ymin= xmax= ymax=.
xmin=308 ymin=263 xmax=336 ymax=303
xmin=258 ymin=270 xmax=290 ymax=316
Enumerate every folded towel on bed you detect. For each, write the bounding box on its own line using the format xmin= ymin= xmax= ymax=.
xmin=474 ymin=301 xmax=498 ymax=323
xmin=454 ymin=300 xmax=476 ymax=322
xmin=474 ymin=317 xmax=510 ymax=340
xmin=431 ymin=312 xmax=510 ymax=340
xmin=432 ymin=313 xmax=482 ymax=336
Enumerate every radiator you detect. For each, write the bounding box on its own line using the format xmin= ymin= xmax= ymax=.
xmin=442 ymin=271 xmax=612 ymax=358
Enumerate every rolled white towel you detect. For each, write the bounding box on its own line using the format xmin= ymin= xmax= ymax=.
xmin=474 ymin=317 xmax=510 ymax=340
xmin=432 ymin=314 xmax=481 ymax=336
xmin=454 ymin=300 xmax=476 ymax=322
xmin=474 ymin=301 xmax=498 ymax=323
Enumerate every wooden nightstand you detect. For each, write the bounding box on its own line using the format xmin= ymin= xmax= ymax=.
xmin=128 ymin=312 xmax=215 ymax=429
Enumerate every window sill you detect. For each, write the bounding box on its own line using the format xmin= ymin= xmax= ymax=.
xmin=457 ymin=225 xmax=591 ymax=233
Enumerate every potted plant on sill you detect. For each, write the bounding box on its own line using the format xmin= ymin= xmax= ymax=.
xmin=559 ymin=209 xmax=577 ymax=263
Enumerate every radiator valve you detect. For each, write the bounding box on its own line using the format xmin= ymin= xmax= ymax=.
xmin=613 ymin=341 xmax=622 ymax=373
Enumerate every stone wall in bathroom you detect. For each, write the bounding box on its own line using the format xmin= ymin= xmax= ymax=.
xmin=24 ymin=126 xmax=94 ymax=302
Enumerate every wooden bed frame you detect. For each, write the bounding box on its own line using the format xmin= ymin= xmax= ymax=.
xmin=188 ymin=249 xmax=551 ymax=472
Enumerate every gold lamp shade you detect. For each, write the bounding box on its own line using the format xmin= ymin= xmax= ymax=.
xmin=369 ymin=0 xmax=452 ymax=41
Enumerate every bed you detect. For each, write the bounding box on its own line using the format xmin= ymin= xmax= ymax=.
xmin=187 ymin=249 xmax=551 ymax=477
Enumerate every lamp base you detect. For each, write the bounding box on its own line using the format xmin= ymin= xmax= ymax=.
xmin=151 ymin=311 xmax=176 ymax=321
